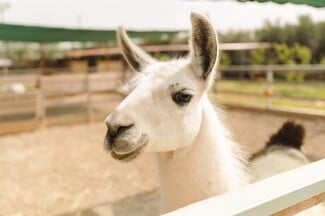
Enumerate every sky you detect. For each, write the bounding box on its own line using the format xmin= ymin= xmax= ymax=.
xmin=1 ymin=0 xmax=325 ymax=32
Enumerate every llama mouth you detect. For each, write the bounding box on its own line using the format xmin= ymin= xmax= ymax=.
xmin=111 ymin=144 xmax=147 ymax=162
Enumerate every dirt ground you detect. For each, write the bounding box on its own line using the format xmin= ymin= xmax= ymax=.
xmin=0 ymin=108 xmax=324 ymax=216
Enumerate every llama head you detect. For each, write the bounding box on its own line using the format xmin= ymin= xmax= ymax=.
xmin=104 ymin=12 xmax=219 ymax=162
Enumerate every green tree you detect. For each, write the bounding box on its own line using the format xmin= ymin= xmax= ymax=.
xmin=321 ymin=56 xmax=325 ymax=64
xmin=291 ymin=43 xmax=312 ymax=64
xmin=275 ymin=44 xmax=292 ymax=64
xmin=274 ymin=43 xmax=312 ymax=81
xmin=220 ymin=51 xmax=231 ymax=66
xmin=314 ymin=22 xmax=325 ymax=62
xmin=255 ymin=19 xmax=287 ymax=43
xmin=250 ymin=48 xmax=266 ymax=65
xmin=295 ymin=15 xmax=315 ymax=53
xmin=256 ymin=15 xmax=324 ymax=63
xmin=219 ymin=30 xmax=253 ymax=43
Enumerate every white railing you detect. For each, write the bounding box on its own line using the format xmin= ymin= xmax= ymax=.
xmin=164 ymin=159 xmax=325 ymax=216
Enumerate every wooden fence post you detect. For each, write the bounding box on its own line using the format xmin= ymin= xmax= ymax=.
xmin=36 ymin=74 xmax=46 ymax=128
xmin=85 ymin=71 xmax=93 ymax=123
xmin=36 ymin=43 xmax=47 ymax=128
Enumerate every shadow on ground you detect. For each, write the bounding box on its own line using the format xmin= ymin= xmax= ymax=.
xmin=58 ymin=190 xmax=160 ymax=216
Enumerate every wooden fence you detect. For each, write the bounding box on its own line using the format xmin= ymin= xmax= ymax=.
xmin=1 ymin=64 xmax=325 ymax=135
xmin=0 ymin=71 xmax=125 ymax=135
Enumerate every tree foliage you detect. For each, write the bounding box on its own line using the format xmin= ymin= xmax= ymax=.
xmin=254 ymin=15 xmax=324 ymax=63
xmin=251 ymin=48 xmax=266 ymax=65
xmin=219 ymin=15 xmax=324 ymax=64
xmin=220 ymin=51 xmax=231 ymax=66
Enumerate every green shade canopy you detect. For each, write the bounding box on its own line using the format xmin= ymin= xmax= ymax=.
xmin=0 ymin=23 xmax=181 ymax=43
xmin=239 ymin=0 xmax=325 ymax=8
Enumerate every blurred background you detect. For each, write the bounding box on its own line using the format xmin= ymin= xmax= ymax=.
xmin=0 ymin=0 xmax=324 ymax=215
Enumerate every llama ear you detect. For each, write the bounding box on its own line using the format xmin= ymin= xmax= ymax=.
xmin=190 ymin=12 xmax=219 ymax=81
xmin=117 ymin=27 xmax=155 ymax=72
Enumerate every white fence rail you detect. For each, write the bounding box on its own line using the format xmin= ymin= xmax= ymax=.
xmin=165 ymin=159 xmax=325 ymax=216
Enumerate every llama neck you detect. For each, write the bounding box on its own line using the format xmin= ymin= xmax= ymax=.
xmin=156 ymin=97 xmax=246 ymax=213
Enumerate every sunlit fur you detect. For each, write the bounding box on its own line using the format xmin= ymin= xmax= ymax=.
xmin=104 ymin=12 xmax=247 ymax=213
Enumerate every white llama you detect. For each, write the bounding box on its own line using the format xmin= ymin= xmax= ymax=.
xmin=103 ymin=12 xmax=247 ymax=213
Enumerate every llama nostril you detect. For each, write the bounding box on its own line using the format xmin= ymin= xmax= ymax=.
xmin=108 ymin=123 xmax=134 ymax=140
xmin=116 ymin=124 xmax=134 ymax=136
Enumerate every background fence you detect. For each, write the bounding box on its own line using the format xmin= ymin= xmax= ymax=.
xmin=0 ymin=70 xmax=125 ymax=135
xmin=1 ymin=64 xmax=325 ymax=135
xmin=216 ymin=64 xmax=325 ymax=116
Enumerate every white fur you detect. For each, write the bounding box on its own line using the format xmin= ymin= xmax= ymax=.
xmin=157 ymin=97 xmax=246 ymax=212
xmin=249 ymin=145 xmax=310 ymax=182
xmin=104 ymin=12 xmax=247 ymax=213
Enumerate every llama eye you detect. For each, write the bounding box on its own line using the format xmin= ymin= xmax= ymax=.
xmin=172 ymin=91 xmax=193 ymax=105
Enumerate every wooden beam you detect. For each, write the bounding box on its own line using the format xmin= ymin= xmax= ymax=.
xmin=273 ymin=193 xmax=325 ymax=216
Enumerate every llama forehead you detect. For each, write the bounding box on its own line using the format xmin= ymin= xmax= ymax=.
xmin=132 ymin=60 xmax=199 ymax=94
